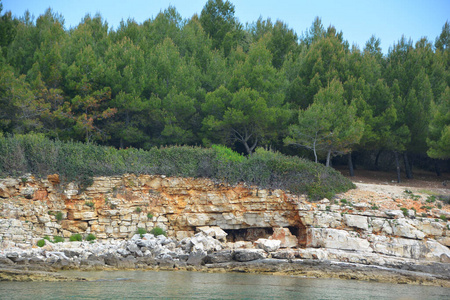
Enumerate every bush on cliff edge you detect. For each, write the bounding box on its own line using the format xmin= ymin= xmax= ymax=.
xmin=0 ymin=134 xmax=354 ymax=200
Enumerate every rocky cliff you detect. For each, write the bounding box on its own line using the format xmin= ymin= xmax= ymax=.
xmin=1 ymin=174 xmax=450 ymax=282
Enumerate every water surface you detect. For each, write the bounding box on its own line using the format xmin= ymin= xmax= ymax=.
xmin=1 ymin=270 xmax=448 ymax=299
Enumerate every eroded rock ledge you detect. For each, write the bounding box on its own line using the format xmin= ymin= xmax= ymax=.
xmin=0 ymin=174 xmax=449 ymax=285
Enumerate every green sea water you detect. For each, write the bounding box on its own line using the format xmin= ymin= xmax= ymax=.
xmin=1 ymin=270 xmax=448 ymax=299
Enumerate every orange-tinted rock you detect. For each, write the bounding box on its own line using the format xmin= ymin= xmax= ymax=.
xmin=47 ymin=174 xmax=60 ymax=185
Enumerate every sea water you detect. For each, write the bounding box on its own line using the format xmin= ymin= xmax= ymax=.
xmin=1 ymin=270 xmax=448 ymax=299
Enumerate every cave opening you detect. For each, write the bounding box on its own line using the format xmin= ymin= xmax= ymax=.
xmin=224 ymin=227 xmax=273 ymax=243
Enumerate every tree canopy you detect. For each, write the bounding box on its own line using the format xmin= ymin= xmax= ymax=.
xmin=0 ymin=0 xmax=449 ymax=177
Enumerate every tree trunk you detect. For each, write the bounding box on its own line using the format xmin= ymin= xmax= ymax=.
xmin=348 ymin=152 xmax=354 ymax=177
xmin=403 ymin=152 xmax=413 ymax=179
xmin=374 ymin=150 xmax=382 ymax=170
xmin=435 ymin=160 xmax=442 ymax=177
xmin=313 ymin=138 xmax=318 ymax=163
xmin=326 ymin=150 xmax=332 ymax=167
xmin=394 ymin=151 xmax=401 ymax=183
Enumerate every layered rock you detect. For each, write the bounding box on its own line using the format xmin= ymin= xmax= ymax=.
xmin=0 ymin=174 xmax=449 ymax=272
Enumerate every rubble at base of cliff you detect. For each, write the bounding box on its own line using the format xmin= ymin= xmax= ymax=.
xmin=1 ymin=230 xmax=449 ymax=286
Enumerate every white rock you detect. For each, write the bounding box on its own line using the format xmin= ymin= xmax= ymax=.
xmin=307 ymin=228 xmax=372 ymax=252
xmin=254 ymin=238 xmax=281 ymax=252
xmin=344 ymin=214 xmax=369 ymax=231
xmin=391 ymin=219 xmax=425 ymax=240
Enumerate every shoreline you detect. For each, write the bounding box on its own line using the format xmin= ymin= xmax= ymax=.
xmin=2 ymin=258 xmax=449 ymax=288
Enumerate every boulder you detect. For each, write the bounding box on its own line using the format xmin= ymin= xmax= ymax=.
xmin=186 ymin=249 xmax=207 ymax=266
xmin=254 ymin=239 xmax=281 ymax=252
xmin=197 ymin=226 xmax=228 ymax=242
xmin=205 ymin=250 xmax=234 ymax=264
xmin=234 ymin=249 xmax=267 ymax=262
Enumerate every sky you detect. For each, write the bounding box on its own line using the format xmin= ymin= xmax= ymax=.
xmin=2 ymin=0 xmax=449 ymax=54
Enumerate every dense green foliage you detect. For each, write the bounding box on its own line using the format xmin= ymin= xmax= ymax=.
xmin=0 ymin=0 xmax=449 ymax=177
xmin=0 ymin=134 xmax=354 ymax=199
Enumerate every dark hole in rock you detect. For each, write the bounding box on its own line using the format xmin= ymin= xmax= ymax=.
xmin=224 ymin=227 xmax=273 ymax=242
xmin=289 ymin=223 xmax=307 ymax=248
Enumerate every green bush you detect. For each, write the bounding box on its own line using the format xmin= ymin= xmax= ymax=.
xmin=400 ymin=207 xmax=408 ymax=217
xmin=135 ymin=207 xmax=142 ymax=213
xmin=150 ymin=226 xmax=167 ymax=237
xmin=37 ymin=239 xmax=46 ymax=247
xmin=43 ymin=236 xmax=51 ymax=241
xmin=147 ymin=213 xmax=153 ymax=219
xmin=0 ymin=134 xmax=355 ymax=200
xmin=53 ymin=236 xmax=64 ymax=243
xmin=55 ymin=211 xmax=63 ymax=221
xmin=69 ymin=233 xmax=83 ymax=242
xmin=86 ymin=233 xmax=96 ymax=241
xmin=136 ymin=227 xmax=147 ymax=238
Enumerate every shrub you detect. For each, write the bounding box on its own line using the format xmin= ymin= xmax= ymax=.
xmin=55 ymin=211 xmax=63 ymax=221
xmin=53 ymin=236 xmax=64 ymax=243
xmin=135 ymin=207 xmax=142 ymax=213
xmin=69 ymin=233 xmax=83 ymax=242
xmin=400 ymin=207 xmax=408 ymax=217
xmin=136 ymin=227 xmax=147 ymax=238
xmin=426 ymin=196 xmax=436 ymax=203
xmin=85 ymin=201 xmax=95 ymax=208
xmin=147 ymin=213 xmax=153 ymax=219
xmin=37 ymin=239 xmax=46 ymax=247
xmin=86 ymin=233 xmax=96 ymax=241
xmin=150 ymin=226 xmax=166 ymax=237
xmin=0 ymin=134 xmax=354 ymax=200
xmin=43 ymin=236 xmax=51 ymax=241
xmin=440 ymin=215 xmax=448 ymax=222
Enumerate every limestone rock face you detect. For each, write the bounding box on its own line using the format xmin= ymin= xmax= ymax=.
xmin=391 ymin=219 xmax=425 ymax=240
xmin=343 ymin=214 xmax=368 ymax=230
xmin=0 ymin=174 xmax=449 ymax=266
xmin=307 ymin=228 xmax=372 ymax=252
xmin=271 ymin=228 xmax=298 ymax=248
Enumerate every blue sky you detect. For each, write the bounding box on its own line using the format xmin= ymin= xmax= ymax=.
xmin=2 ymin=0 xmax=449 ymax=54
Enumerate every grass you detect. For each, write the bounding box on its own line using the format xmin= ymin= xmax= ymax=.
xmin=86 ymin=233 xmax=96 ymax=241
